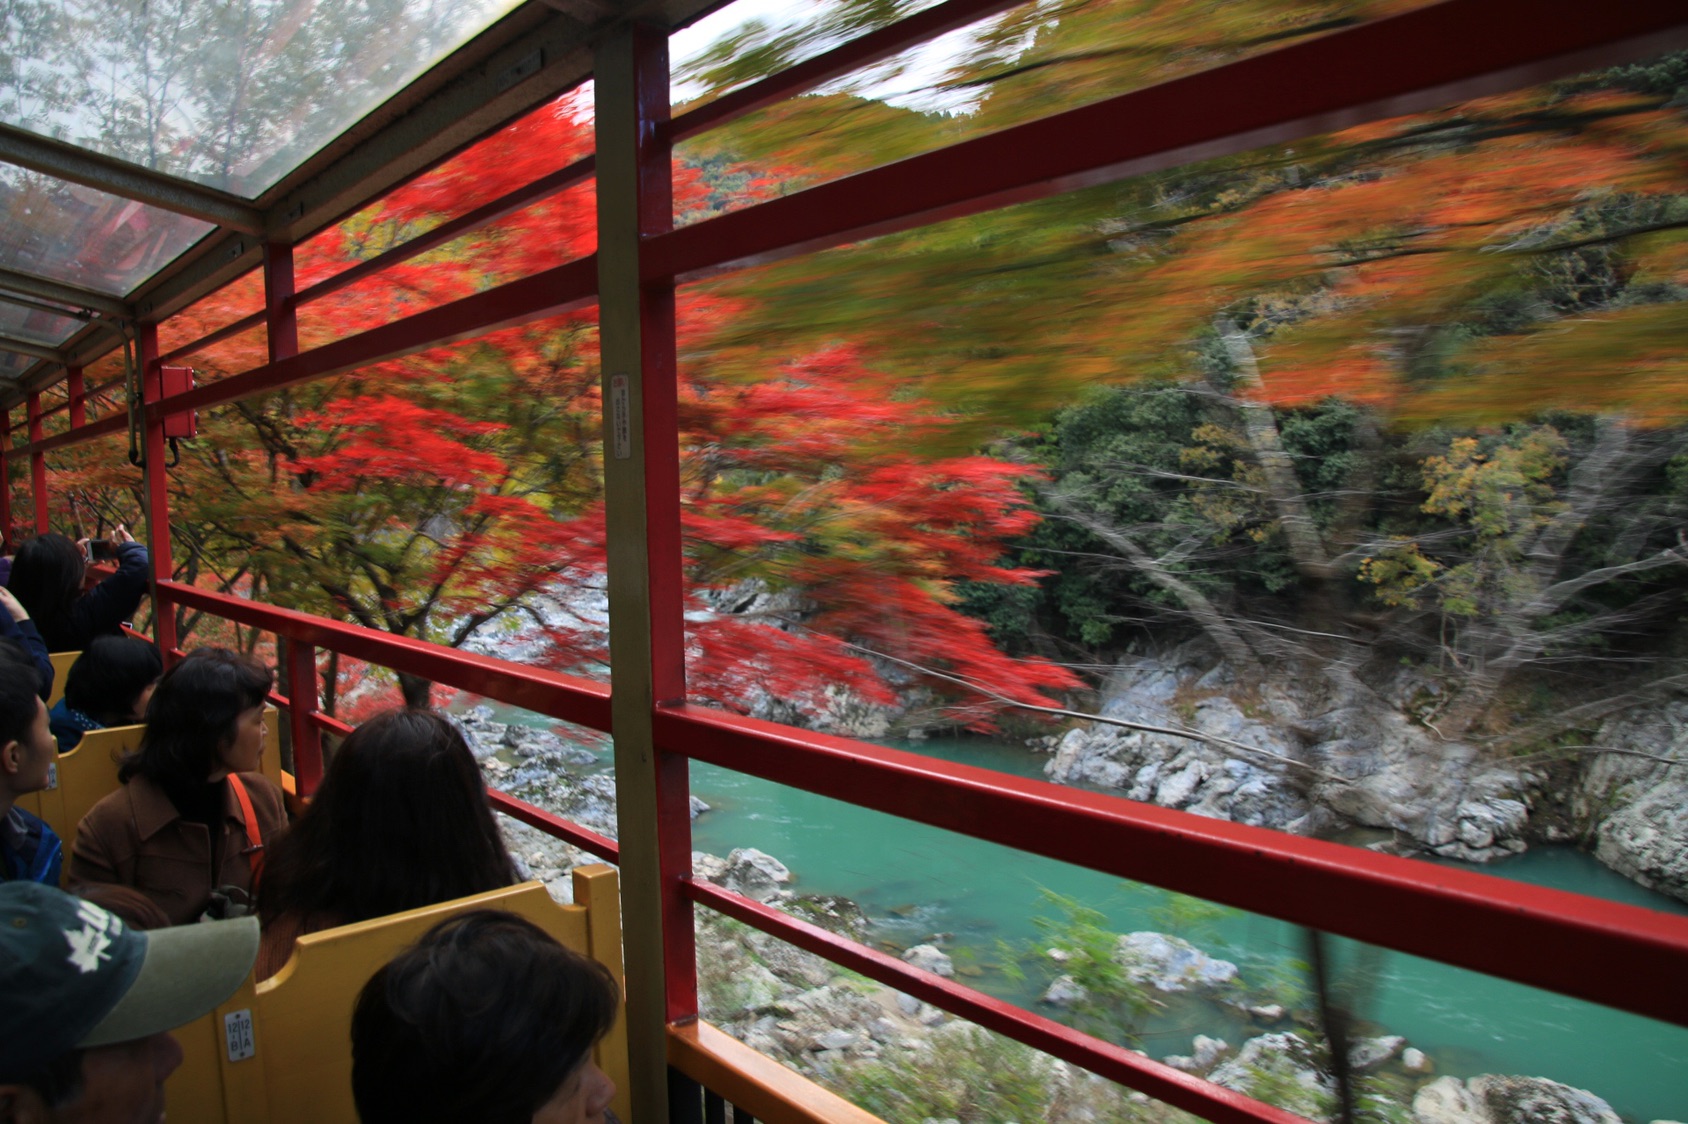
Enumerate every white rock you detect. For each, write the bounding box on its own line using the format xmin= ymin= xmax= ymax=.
xmin=814 ymin=1028 xmax=857 ymax=1051
xmin=1191 ymin=1035 xmax=1228 ymax=1068
xmin=723 ymin=848 xmax=791 ymax=902
xmin=901 ymin=944 xmax=955 ymax=978
xmin=1114 ymin=931 xmax=1238 ymax=991
xmin=1401 ymin=1046 xmax=1432 ymax=1073
xmin=1040 ymin=974 xmax=1087 ymax=1007
xmin=1347 ymin=1034 xmax=1404 ymax=1072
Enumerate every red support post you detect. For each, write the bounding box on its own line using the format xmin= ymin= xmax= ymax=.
xmin=264 ymin=242 xmax=299 ymax=362
xmin=0 ymin=408 xmax=12 ymax=547
xmin=137 ymin=322 xmax=178 ymax=658
xmin=26 ymin=392 xmax=46 ymax=534
xmin=285 ymin=639 xmax=324 ymax=797
xmin=67 ymin=366 xmax=86 ymax=428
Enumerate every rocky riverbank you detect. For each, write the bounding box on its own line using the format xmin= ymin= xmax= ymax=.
xmin=1034 ymin=644 xmax=1688 ymax=902
xmin=453 ymin=705 xmax=1662 ymax=1123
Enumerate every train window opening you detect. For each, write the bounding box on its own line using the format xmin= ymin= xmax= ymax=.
xmin=3 ymin=3 xmax=1688 ymax=1121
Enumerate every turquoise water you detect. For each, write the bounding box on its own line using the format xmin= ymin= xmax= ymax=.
xmin=470 ymin=702 xmax=1688 ymax=1121
xmin=685 ymin=737 xmax=1688 ymax=1122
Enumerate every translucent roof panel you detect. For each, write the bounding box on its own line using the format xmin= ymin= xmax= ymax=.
xmin=0 ymin=166 xmax=213 ymax=295
xmin=0 ymin=0 xmax=525 ymax=199
xmin=0 ymin=349 xmax=31 ymax=378
xmin=0 ymin=299 xmax=84 ymax=347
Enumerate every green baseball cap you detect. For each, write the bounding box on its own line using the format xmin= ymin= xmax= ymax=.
xmin=0 ymin=881 xmax=258 ymax=1079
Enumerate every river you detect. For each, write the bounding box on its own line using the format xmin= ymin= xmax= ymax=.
xmin=472 ymin=704 xmax=1688 ymax=1121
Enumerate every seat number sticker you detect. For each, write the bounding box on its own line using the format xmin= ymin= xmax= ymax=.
xmin=611 ymin=373 xmax=631 ymax=460
xmin=224 ymin=1009 xmax=256 ymax=1061
xmin=44 ymin=762 xmax=57 ymax=791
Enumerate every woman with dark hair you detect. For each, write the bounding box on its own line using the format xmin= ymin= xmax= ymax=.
xmin=351 ymin=910 xmax=619 ymax=1124
xmin=70 ymin=647 xmax=287 ymax=925
xmin=7 ymin=526 xmax=150 ymax=652
xmin=48 ymin=633 xmax=164 ymax=750
xmin=256 ymin=708 xmax=517 ymax=979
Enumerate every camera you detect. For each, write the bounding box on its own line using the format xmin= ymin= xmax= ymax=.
xmin=89 ymin=539 xmax=117 ymax=560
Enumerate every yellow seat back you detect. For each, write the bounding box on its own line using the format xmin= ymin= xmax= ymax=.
xmin=46 ymin=650 xmax=78 ymax=708
xmin=168 ymin=870 xmax=629 ymax=1124
xmin=17 ymin=722 xmax=145 ymax=850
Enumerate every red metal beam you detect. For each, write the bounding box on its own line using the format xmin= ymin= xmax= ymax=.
xmin=159 ymin=308 xmax=266 ymax=365
xmin=488 ymin=788 xmax=621 ymax=864
xmin=13 ymin=414 xmax=126 ymax=458
xmin=647 ymin=0 xmax=1688 ymax=283
xmin=293 ymin=156 xmax=597 ymax=309
xmin=67 ymin=366 xmax=85 ymax=428
xmin=667 ymin=0 xmax=1026 ymax=144
xmin=654 ymin=704 xmax=1688 ymax=1028
xmin=26 ymin=393 xmax=46 ymax=533
xmin=154 ymin=255 xmax=598 ymax=419
xmin=154 ymin=580 xmax=613 ymax=733
xmin=137 ymin=323 xmax=178 ymax=656
xmin=689 ymin=881 xmax=1310 ymax=1124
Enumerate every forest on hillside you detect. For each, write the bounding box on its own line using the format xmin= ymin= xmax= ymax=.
xmin=24 ymin=0 xmax=1688 ymax=755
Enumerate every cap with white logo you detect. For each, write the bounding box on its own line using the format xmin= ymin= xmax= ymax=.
xmin=0 ymin=881 xmax=258 ymax=1079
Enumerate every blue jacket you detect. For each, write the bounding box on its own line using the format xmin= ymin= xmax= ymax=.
xmin=49 ymin=699 xmax=102 ymax=752
xmin=0 ymin=613 xmax=52 ymax=701
xmin=1 ymin=806 xmax=62 ymax=885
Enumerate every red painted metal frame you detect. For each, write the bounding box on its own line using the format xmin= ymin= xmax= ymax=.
xmin=156 ymin=255 xmax=598 ymax=419
xmin=154 ymin=580 xmax=614 ymax=733
xmin=490 ymin=788 xmax=621 ymax=863
xmin=656 ymin=704 xmax=1688 ymax=1028
xmin=649 ymin=0 xmax=1688 ymax=284
xmin=26 ymin=393 xmax=45 ymax=532
xmin=666 ymin=0 xmax=1027 ymax=144
xmin=689 ymin=880 xmax=1306 ymax=1124
xmin=159 ymin=308 xmax=266 ymax=365
xmin=67 ymin=366 xmax=85 ymax=428
xmin=137 ymin=323 xmax=178 ymax=657
xmin=292 ymin=156 xmax=598 ymax=309
xmin=0 ymin=409 xmax=11 ymax=537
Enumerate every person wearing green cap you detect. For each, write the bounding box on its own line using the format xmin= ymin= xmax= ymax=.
xmin=0 ymin=881 xmax=258 ymax=1123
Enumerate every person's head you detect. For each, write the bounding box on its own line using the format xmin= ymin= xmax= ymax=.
xmin=351 ymin=911 xmax=619 ymax=1124
xmin=63 ymin=637 xmax=163 ymax=729
xmin=0 ymin=882 xmax=258 ymax=1124
xmin=259 ymin=709 xmax=516 ymax=927
xmin=120 ymin=648 xmax=272 ymax=790
xmin=0 ymin=641 xmax=55 ymax=802
xmin=7 ymin=536 xmax=85 ymax=628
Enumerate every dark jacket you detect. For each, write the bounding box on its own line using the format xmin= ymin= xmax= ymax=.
xmin=0 ymin=613 xmax=52 ymax=700
xmin=48 ymin=699 xmax=102 ymax=752
xmin=71 ymin=771 xmax=288 ymax=926
xmin=38 ymin=541 xmax=150 ymax=653
xmin=1 ymin=806 xmax=63 ymax=885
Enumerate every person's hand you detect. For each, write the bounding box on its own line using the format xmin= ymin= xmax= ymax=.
xmin=76 ymin=536 xmax=93 ymax=562
xmin=0 ymin=587 xmax=28 ymax=622
xmin=112 ymin=524 xmax=135 ymax=543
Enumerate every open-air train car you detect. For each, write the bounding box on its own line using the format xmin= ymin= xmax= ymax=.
xmin=3 ymin=1 xmax=1688 ymax=1120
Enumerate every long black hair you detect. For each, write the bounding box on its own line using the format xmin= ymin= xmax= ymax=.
xmin=8 ymin=534 xmax=86 ymax=651
xmin=351 ymin=910 xmax=619 ymax=1124
xmin=258 ymin=708 xmax=517 ymax=927
xmin=119 ymin=647 xmax=272 ymax=789
xmin=63 ymin=634 xmax=163 ymax=727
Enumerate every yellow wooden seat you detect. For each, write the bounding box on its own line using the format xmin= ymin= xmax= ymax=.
xmin=46 ymin=650 xmax=78 ymax=708
xmin=167 ymin=871 xmax=630 ymax=1124
xmin=18 ymin=707 xmax=287 ymax=856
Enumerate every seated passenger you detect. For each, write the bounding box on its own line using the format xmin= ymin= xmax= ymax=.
xmin=256 ymin=708 xmax=518 ymax=979
xmin=49 ymin=634 xmax=163 ymax=751
xmin=351 ymin=910 xmax=619 ymax=1124
xmin=0 ymin=642 xmax=61 ymax=885
xmin=70 ymin=648 xmax=287 ymax=926
xmin=0 ymin=881 xmax=258 ymax=1124
xmin=7 ymin=528 xmax=149 ymax=653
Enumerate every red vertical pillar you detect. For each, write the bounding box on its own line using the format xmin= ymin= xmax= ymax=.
xmin=26 ymin=392 xmax=46 ymax=534
xmin=265 ymin=241 xmax=320 ymax=793
xmin=67 ymin=366 xmax=86 ymax=429
xmin=137 ymin=322 xmax=177 ymax=657
xmin=0 ymin=408 xmax=13 ymax=547
xmin=596 ymin=22 xmax=691 ymax=1118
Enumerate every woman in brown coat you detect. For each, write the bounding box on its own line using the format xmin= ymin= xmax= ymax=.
xmin=72 ymin=648 xmax=288 ymax=926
